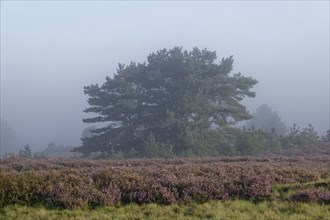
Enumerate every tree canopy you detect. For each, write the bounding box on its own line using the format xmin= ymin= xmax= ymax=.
xmin=73 ymin=47 xmax=258 ymax=157
xmin=246 ymin=104 xmax=287 ymax=135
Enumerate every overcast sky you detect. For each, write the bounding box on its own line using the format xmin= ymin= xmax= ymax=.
xmin=1 ymin=1 xmax=329 ymax=151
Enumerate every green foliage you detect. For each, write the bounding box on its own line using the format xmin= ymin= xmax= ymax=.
xmin=43 ymin=143 xmax=76 ymax=158
xmin=263 ymin=128 xmax=283 ymax=150
xmin=144 ymin=133 xmax=175 ymax=158
xmin=235 ymin=127 xmax=265 ymax=156
xmin=246 ymin=104 xmax=287 ymax=135
xmin=74 ymin=47 xmax=258 ymax=157
xmin=81 ymin=126 xmax=96 ymax=139
xmin=283 ymin=124 xmax=320 ymax=147
xmin=321 ymin=129 xmax=330 ymax=142
xmin=234 ymin=127 xmax=283 ymax=156
xmin=18 ymin=145 xmax=32 ymax=158
xmin=32 ymin=152 xmax=47 ymax=159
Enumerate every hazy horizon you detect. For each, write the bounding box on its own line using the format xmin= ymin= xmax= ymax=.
xmin=1 ymin=1 xmax=329 ymax=152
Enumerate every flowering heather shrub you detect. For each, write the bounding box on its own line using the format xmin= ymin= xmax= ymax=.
xmin=40 ymin=171 xmax=98 ymax=209
xmin=291 ymin=189 xmax=330 ymax=204
xmin=0 ymin=156 xmax=329 ymax=209
xmin=0 ymin=171 xmax=44 ymax=206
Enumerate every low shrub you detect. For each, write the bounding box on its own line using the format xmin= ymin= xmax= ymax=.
xmin=0 ymin=156 xmax=329 ymax=209
xmin=291 ymin=189 xmax=330 ymax=204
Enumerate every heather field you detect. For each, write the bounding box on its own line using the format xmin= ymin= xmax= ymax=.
xmin=0 ymin=156 xmax=329 ymax=219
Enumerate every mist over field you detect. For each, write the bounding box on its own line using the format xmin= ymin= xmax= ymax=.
xmin=1 ymin=1 xmax=329 ymax=152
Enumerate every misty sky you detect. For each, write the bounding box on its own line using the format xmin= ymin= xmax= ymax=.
xmin=1 ymin=1 xmax=329 ymax=151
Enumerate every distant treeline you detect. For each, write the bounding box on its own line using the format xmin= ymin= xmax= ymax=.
xmin=7 ymin=123 xmax=329 ymax=160
xmin=3 ymin=143 xmax=77 ymax=159
xmin=2 ymin=47 xmax=329 ymax=159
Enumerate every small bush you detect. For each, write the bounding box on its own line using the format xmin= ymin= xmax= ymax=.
xmin=291 ymin=189 xmax=330 ymax=204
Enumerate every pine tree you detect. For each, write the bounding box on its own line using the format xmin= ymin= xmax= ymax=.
xmin=246 ymin=104 xmax=287 ymax=135
xmin=73 ymin=47 xmax=257 ymax=157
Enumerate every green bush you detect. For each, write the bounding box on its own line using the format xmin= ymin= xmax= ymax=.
xmin=282 ymin=124 xmax=320 ymax=147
